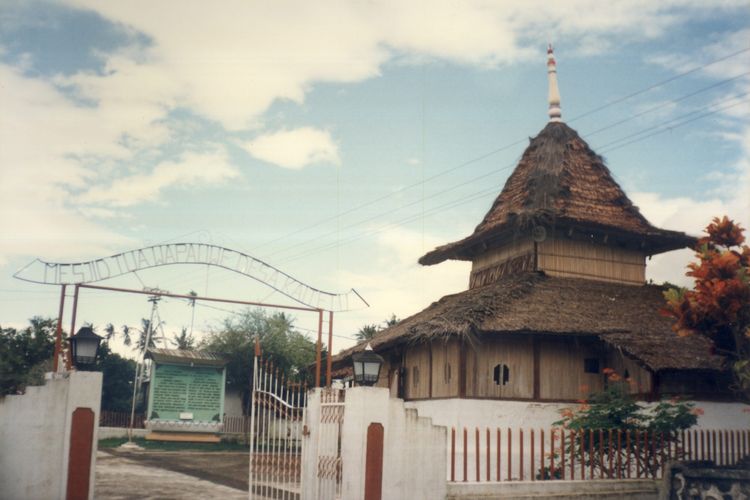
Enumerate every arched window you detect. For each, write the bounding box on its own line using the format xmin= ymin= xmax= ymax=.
xmin=412 ymin=366 xmax=420 ymax=388
xmin=493 ymin=363 xmax=510 ymax=386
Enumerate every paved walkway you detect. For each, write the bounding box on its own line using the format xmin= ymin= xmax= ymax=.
xmin=95 ymin=451 xmax=248 ymax=499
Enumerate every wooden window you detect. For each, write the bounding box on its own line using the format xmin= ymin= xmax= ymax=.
xmin=444 ymin=363 xmax=451 ymax=383
xmin=412 ymin=366 xmax=419 ymax=388
xmin=584 ymin=358 xmax=600 ymax=374
xmin=493 ymin=363 xmax=509 ymax=386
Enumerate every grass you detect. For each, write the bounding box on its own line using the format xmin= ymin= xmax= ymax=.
xmin=98 ymin=437 xmax=249 ymax=452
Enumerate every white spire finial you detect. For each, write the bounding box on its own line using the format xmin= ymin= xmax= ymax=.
xmin=547 ymin=44 xmax=562 ymax=122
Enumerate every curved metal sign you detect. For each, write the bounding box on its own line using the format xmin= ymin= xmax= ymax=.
xmin=13 ymin=243 xmax=368 ymax=312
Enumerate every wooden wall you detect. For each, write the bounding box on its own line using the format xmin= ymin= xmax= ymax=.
xmin=430 ymin=340 xmax=460 ymax=398
xmin=396 ymin=334 xmax=656 ymax=402
xmin=404 ymin=343 xmax=431 ymax=399
xmin=465 ymin=336 xmax=534 ymax=399
xmin=538 ymin=336 xmax=607 ymax=400
xmin=606 ymin=351 xmax=652 ymax=395
xmin=537 ymin=237 xmax=645 ymax=285
xmin=471 ymin=237 xmax=534 ymax=273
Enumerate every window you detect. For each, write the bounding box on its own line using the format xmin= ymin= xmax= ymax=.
xmin=412 ymin=366 xmax=419 ymax=388
xmin=444 ymin=363 xmax=452 ymax=383
xmin=584 ymin=358 xmax=600 ymax=374
xmin=493 ymin=363 xmax=510 ymax=386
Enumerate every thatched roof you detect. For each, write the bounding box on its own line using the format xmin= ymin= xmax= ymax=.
xmin=420 ymin=122 xmax=694 ymax=265
xmin=333 ymin=272 xmax=722 ymax=373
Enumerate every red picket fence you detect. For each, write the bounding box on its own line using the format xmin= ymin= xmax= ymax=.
xmin=100 ymin=410 xmax=145 ymax=429
xmin=448 ymin=427 xmax=750 ymax=482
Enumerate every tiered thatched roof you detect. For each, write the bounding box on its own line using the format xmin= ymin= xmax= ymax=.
xmin=419 ymin=122 xmax=694 ymax=266
xmin=333 ymin=272 xmax=722 ymax=373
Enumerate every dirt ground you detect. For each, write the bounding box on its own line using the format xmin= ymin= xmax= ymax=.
xmin=95 ymin=449 xmax=249 ymax=499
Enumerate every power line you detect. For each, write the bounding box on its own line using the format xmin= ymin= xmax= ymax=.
xmin=568 ymin=47 xmax=750 ymax=123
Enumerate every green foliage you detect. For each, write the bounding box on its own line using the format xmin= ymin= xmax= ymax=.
xmin=199 ymin=308 xmax=316 ymax=410
xmin=551 ymin=373 xmax=698 ymax=479
xmin=355 ymin=314 xmax=400 ymax=341
xmin=0 ymin=317 xmax=56 ymax=395
xmin=93 ymin=344 xmax=137 ymax=412
xmin=170 ymin=327 xmax=195 ymax=350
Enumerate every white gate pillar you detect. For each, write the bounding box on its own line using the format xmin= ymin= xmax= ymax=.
xmin=341 ymin=387 xmax=447 ymax=500
xmin=301 ymin=388 xmax=322 ymax=500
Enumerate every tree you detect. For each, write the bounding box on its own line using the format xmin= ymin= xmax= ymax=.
xmin=200 ymin=308 xmax=316 ymax=411
xmin=171 ymin=327 xmax=195 ymax=350
xmin=551 ymin=369 xmax=698 ymax=479
xmin=355 ymin=314 xmax=400 ymax=341
xmin=83 ymin=343 xmax=137 ymax=412
xmin=662 ymin=216 xmax=750 ymax=400
xmin=0 ymin=317 xmax=56 ymax=395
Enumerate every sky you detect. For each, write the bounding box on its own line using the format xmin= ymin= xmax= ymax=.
xmin=1 ymin=0 xmax=748 ymax=360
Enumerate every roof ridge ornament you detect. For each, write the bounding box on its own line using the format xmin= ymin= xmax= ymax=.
xmin=547 ymin=44 xmax=563 ymax=122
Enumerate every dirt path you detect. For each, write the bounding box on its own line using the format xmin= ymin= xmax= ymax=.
xmin=96 ymin=449 xmax=249 ymax=499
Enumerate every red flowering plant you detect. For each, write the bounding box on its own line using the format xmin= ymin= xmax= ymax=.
xmin=662 ymin=216 xmax=750 ymax=401
xmin=548 ymin=370 xmax=697 ymax=479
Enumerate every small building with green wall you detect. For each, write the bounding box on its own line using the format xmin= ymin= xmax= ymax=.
xmin=144 ymin=348 xmax=228 ymax=441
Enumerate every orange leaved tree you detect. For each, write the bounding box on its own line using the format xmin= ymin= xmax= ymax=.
xmin=662 ymin=216 xmax=750 ymax=401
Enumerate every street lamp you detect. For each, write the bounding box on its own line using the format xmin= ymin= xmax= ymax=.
xmin=68 ymin=326 xmax=103 ymax=367
xmin=351 ymin=343 xmax=384 ymax=386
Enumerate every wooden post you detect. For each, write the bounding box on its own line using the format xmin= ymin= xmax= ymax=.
xmin=66 ymin=407 xmax=95 ymax=500
xmin=53 ymin=284 xmax=67 ymax=372
xmin=364 ymin=423 xmax=384 ymax=500
xmin=326 ymin=311 xmax=333 ymax=387
xmin=316 ymin=310 xmax=323 ymax=387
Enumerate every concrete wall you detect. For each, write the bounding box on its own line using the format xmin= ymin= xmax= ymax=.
xmin=407 ymin=398 xmax=750 ymax=432
xmin=302 ymin=387 xmax=447 ymax=500
xmin=447 ymin=479 xmax=659 ymax=500
xmin=407 ymin=398 xmax=749 ymax=482
xmin=0 ymin=371 xmax=102 ymax=500
xmin=97 ymin=427 xmax=149 ymax=440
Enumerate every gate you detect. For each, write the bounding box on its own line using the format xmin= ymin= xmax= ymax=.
xmin=249 ymin=355 xmax=307 ymax=499
xmin=316 ymin=388 xmax=345 ymax=499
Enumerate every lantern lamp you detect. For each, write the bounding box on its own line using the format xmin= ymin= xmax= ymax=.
xmin=351 ymin=343 xmax=384 ymax=386
xmin=68 ymin=326 xmax=103 ymax=367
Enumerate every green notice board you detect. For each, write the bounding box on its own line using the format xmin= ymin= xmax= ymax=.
xmin=147 ymin=363 xmax=225 ymax=422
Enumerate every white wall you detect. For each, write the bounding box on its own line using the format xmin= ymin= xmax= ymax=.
xmin=0 ymin=371 xmax=102 ymax=500
xmin=302 ymin=387 xmax=447 ymax=500
xmin=406 ymin=398 xmax=750 ymax=431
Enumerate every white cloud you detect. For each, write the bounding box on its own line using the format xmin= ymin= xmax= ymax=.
xmin=334 ymin=226 xmax=469 ymax=349
xmin=60 ymin=0 xmax=749 ymax=131
xmin=79 ymin=149 xmax=239 ymax=207
xmin=243 ymin=128 xmax=340 ymax=169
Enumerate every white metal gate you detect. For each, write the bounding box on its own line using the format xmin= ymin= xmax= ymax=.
xmin=315 ymin=389 xmax=345 ymax=499
xmin=249 ymin=356 xmax=307 ymax=499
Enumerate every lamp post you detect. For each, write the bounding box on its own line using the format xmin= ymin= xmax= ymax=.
xmin=351 ymin=343 xmax=384 ymax=387
xmin=68 ymin=326 xmax=103 ymax=368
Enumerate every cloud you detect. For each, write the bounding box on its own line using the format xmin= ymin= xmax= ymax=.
xmin=334 ymin=226 xmax=469 ymax=348
xmin=79 ymin=149 xmax=239 ymax=207
xmin=59 ymin=0 xmax=749 ymax=131
xmin=243 ymin=127 xmax=340 ymax=169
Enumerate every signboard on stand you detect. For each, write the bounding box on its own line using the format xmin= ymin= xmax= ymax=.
xmin=145 ymin=348 xmax=228 ymax=442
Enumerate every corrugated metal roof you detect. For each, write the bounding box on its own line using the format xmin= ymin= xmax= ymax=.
xmin=145 ymin=348 xmax=228 ymax=367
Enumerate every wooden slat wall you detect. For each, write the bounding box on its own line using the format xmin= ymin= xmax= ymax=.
xmin=431 ymin=339 xmax=460 ymax=398
xmin=374 ymin=358 xmax=392 ymax=389
xmin=404 ymin=344 xmax=431 ymax=399
xmin=607 ymin=352 xmax=653 ymax=394
xmin=469 ymin=336 xmax=534 ymax=398
xmin=538 ymin=238 xmax=645 ymax=285
xmin=471 ymin=237 xmax=534 ymax=274
xmin=539 ymin=337 xmax=606 ymax=400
